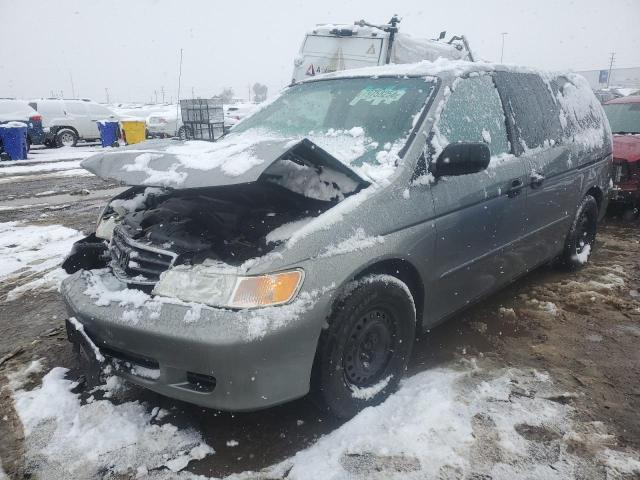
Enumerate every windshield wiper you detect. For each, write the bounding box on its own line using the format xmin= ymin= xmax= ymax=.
xmin=613 ymin=131 xmax=640 ymax=135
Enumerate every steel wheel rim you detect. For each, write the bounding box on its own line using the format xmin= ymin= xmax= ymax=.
xmin=343 ymin=307 xmax=395 ymax=386
xmin=60 ymin=132 xmax=74 ymax=146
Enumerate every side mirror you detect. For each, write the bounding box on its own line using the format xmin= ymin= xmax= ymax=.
xmin=432 ymin=142 xmax=491 ymax=177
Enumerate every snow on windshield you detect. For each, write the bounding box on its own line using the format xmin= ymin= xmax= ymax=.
xmin=232 ymin=76 xmax=437 ymax=182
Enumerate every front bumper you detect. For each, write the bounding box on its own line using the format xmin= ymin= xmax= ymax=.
xmin=147 ymin=124 xmax=176 ymax=137
xmin=61 ymin=270 xmax=329 ymax=411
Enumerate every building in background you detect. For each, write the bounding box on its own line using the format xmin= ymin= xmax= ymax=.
xmin=575 ymin=67 xmax=640 ymax=93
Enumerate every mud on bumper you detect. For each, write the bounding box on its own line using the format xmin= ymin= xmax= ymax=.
xmin=61 ymin=270 xmax=326 ymax=411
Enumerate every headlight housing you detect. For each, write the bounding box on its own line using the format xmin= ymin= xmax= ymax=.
xmin=152 ymin=265 xmax=304 ymax=309
xmin=95 ymin=215 xmax=117 ymax=241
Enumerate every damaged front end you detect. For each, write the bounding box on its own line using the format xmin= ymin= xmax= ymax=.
xmin=63 ymin=137 xmax=368 ymax=303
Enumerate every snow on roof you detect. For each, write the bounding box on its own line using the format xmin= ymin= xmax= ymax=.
xmin=300 ymin=57 xmax=577 ymax=84
xmin=308 ymin=23 xmax=388 ymax=37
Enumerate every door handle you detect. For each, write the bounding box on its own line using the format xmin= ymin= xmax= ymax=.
xmin=530 ymin=171 xmax=545 ymax=188
xmin=507 ymin=179 xmax=524 ymax=198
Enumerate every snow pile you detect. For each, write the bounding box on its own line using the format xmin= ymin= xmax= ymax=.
xmin=350 ymin=375 xmax=392 ymax=400
xmin=0 ymin=221 xmax=83 ymax=301
xmin=265 ymin=217 xmax=314 ymax=244
xmin=260 ymin=364 xmax=639 ymax=480
xmin=110 ymin=187 xmax=165 ymax=216
xmin=572 ymin=243 xmax=591 ymax=264
xmin=124 ymin=152 xmax=187 ymax=187
xmin=266 ymin=158 xmax=359 ymax=201
xmin=0 ymin=159 xmax=84 ymax=176
xmin=12 ymin=367 xmax=213 ymax=479
xmin=0 ymin=120 xmax=27 ymax=128
xmin=165 ymin=128 xmax=283 ymax=176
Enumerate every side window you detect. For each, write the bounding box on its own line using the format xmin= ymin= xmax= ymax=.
xmin=66 ymin=102 xmax=88 ymax=115
xmin=89 ymin=104 xmax=114 ymax=117
xmin=494 ymin=72 xmax=563 ymax=151
xmin=435 ymin=75 xmax=510 ymax=157
xmin=552 ymin=75 xmax=604 ymax=135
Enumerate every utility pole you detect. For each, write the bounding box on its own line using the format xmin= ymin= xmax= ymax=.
xmin=175 ymin=48 xmax=183 ymax=136
xmin=191 ymin=86 xmax=195 ymax=99
xmin=606 ymin=52 xmax=615 ymax=89
xmin=161 ymin=85 xmax=165 ymax=103
xmin=69 ymin=72 xmax=76 ymax=99
xmin=105 ymin=88 xmax=110 ymax=104
xmin=248 ymin=84 xmax=252 ymax=102
xmin=500 ymin=32 xmax=508 ymax=63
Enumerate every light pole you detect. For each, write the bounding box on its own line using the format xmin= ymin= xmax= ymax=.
xmin=500 ymin=32 xmax=508 ymax=63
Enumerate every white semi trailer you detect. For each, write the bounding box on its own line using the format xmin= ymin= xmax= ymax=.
xmin=292 ymin=16 xmax=474 ymax=83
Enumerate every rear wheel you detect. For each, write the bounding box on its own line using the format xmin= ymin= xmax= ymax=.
xmin=313 ymin=275 xmax=416 ymax=419
xmin=177 ymin=126 xmax=191 ymax=140
xmin=55 ymin=129 xmax=78 ymax=148
xmin=561 ymin=194 xmax=598 ymax=270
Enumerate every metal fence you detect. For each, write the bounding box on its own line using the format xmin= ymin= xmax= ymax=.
xmin=180 ymin=99 xmax=224 ymax=141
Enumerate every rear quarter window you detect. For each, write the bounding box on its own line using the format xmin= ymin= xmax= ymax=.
xmin=552 ymin=75 xmax=604 ymax=135
xmin=494 ymin=72 xmax=563 ymax=152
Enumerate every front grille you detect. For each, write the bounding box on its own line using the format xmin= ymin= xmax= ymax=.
xmin=110 ymin=227 xmax=177 ymax=285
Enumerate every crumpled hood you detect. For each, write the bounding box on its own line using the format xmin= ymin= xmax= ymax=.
xmin=613 ymin=134 xmax=640 ymax=163
xmin=81 ymin=130 xmax=368 ymax=189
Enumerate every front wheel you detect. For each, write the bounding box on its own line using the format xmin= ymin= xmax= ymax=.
xmin=313 ymin=274 xmax=416 ymax=419
xmin=561 ymin=194 xmax=598 ymax=270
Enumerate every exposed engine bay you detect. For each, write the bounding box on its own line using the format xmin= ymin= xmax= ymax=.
xmin=63 ymin=152 xmax=365 ymax=287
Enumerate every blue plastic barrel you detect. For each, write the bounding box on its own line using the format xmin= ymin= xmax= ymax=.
xmin=0 ymin=122 xmax=28 ymax=160
xmin=97 ymin=121 xmax=120 ymax=147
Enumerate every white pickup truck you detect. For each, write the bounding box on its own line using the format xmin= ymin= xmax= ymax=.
xmin=292 ymin=16 xmax=474 ymax=83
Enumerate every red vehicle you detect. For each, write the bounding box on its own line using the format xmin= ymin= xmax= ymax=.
xmin=603 ymin=96 xmax=640 ymax=211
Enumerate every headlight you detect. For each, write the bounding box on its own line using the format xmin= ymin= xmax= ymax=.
xmin=152 ymin=266 xmax=304 ymax=309
xmin=95 ymin=216 xmax=117 ymax=241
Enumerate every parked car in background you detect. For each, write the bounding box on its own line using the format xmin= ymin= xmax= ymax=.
xmin=603 ymin=96 xmax=640 ymax=212
xmin=0 ymin=99 xmax=46 ymax=150
xmin=224 ymin=103 xmax=258 ymax=129
xmin=30 ymin=99 xmax=118 ymax=147
xmin=147 ymin=109 xmax=181 ymax=138
xmin=61 ymin=61 xmax=611 ymax=419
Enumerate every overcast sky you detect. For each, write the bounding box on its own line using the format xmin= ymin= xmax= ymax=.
xmin=1 ymin=0 xmax=638 ymax=103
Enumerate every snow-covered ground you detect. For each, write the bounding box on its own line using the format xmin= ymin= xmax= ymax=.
xmin=8 ymin=357 xmax=640 ymax=480
xmin=0 ymin=221 xmax=83 ymax=301
xmin=0 ymin=146 xmax=99 ymax=182
xmin=1 ymin=140 xmax=639 ymax=480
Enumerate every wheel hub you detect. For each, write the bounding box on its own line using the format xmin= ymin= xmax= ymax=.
xmin=60 ymin=133 xmax=74 ymax=146
xmin=343 ymin=308 xmax=394 ymax=386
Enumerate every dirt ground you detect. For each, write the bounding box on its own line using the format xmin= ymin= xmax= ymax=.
xmin=0 ymin=167 xmax=638 ymax=479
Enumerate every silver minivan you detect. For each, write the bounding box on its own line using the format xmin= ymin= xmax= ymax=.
xmin=61 ymin=61 xmax=612 ymax=418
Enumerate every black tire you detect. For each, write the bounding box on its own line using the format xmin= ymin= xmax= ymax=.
xmin=177 ymin=126 xmax=190 ymax=140
xmin=55 ymin=128 xmax=78 ymax=148
xmin=561 ymin=195 xmax=598 ymax=270
xmin=313 ymin=274 xmax=416 ymax=419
